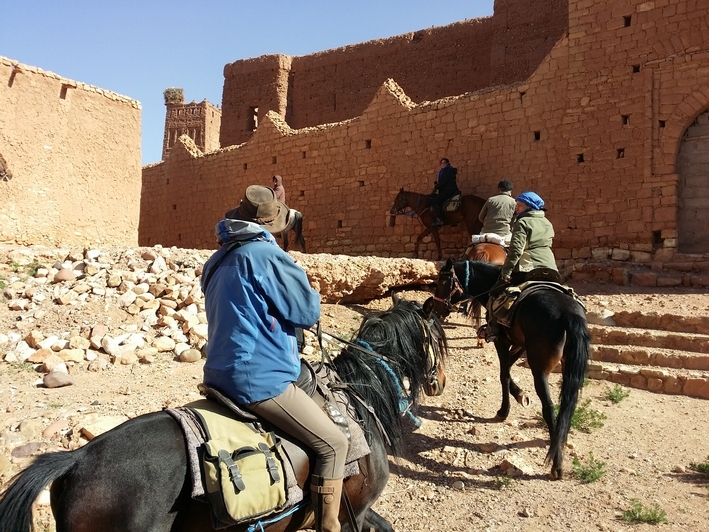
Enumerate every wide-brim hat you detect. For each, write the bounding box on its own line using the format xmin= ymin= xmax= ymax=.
xmin=227 ymin=185 xmax=289 ymax=233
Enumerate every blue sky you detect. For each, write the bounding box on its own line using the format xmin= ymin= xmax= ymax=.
xmin=3 ymin=1 xmax=493 ymax=165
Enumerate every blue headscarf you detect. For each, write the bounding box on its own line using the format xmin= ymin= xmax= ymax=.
xmin=516 ymin=191 xmax=545 ymax=211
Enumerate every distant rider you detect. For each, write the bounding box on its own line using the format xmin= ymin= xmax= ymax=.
xmin=429 ymin=158 xmax=461 ymax=227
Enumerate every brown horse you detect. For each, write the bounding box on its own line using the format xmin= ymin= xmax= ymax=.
xmin=464 ymin=242 xmax=507 ymax=347
xmin=390 ymin=188 xmax=485 ymax=260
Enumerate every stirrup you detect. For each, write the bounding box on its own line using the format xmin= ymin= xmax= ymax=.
xmin=477 ymin=325 xmax=497 ymax=342
xmin=431 ymin=218 xmax=444 ymax=227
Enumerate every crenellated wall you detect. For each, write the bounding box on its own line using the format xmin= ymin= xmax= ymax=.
xmin=1 ymin=56 xmax=142 ymax=247
xmin=220 ymin=0 xmax=568 ymax=147
xmin=142 ymin=0 xmax=709 ymax=274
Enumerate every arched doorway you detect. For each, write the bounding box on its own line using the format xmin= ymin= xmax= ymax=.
xmin=677 ymin=109 xmax=709 ymax=254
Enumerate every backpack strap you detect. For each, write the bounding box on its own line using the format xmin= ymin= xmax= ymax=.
xmin=202 ymin=241 xmax=252 ymax=292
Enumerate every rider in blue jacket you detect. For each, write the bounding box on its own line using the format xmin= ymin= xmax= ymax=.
xmin=202 ymin=185 xmax=347 ymax=532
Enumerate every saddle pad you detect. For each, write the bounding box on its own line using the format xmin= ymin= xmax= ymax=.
xmin=444 ymin=193 xmax=462 ymax=212
xmin=471 ymin=233 xmax=506 ymax=246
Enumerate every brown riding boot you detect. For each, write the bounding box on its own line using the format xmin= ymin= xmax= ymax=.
xmin=311 ymin=476 xmax=343 ymax=532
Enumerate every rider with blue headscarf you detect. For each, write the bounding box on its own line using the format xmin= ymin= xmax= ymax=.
xmin=500 ymin=191 xmax=559 ymax=284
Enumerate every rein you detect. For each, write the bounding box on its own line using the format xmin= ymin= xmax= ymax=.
xmin=393 ymin=192 xmax=425 ymax=218
xmin=433 ymin=261 xmax=499 ymax=313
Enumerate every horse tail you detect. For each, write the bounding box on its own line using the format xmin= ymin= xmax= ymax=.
xmin=294 ymin=211 xmax=306 ymax=252
xmin=0 ymin=449 xmax=80 ymax=532
xmin=547 ymin=311 xmax=591 ymax=468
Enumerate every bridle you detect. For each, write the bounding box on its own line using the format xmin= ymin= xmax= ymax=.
xmin=391 ymin=191 xmax=424 ymax=218
xmin=432 ymin=262 xmax=470 ymax=315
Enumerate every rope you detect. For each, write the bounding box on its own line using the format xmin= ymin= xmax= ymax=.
xmin=246 ymin=499 xmax=309 ymax=532
xmin=356 ymin=340 xmax=421 ymax=428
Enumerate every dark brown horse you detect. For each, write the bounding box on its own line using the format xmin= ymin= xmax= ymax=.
xmin=390 ymin=188 xmax=485 ymax=260
xmin=430 ymin=260 xmax=590 ymax=479
xmin=464 ymin=242 xmax=507 ymax=347
xmin=0 ymin=298 xmax=447 ymax=532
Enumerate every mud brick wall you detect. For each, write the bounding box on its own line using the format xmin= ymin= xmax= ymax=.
xmin=143 ymin=0 xmax=709 ymax=264
xmin=220 ymin=0 xmax=568 ymax=147
xmin=0 ymin=57 xmax=142 ymax=247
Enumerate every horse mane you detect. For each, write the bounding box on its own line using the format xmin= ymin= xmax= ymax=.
xmin=333 ymin=299 xmax=447 ymax=456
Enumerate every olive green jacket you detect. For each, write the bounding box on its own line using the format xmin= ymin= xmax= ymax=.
xmin=478 ymin=191 xmax=515 ymax=237
xmin=501 ymin=209 xmax=557 ymax=279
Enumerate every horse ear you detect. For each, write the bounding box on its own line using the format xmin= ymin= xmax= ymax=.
xmin=422 ymin=297 xmax=434 ymax=318
xmin=391 ymin=291 xmax=401 ymax=305
xmin=399 ymin=187 xmax=404 ymax=193
xmin=445 ymin=258 xmax=454 ymax=269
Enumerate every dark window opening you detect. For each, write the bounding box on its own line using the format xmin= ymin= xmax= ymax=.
xmin=632 ymin=65 xmax=641 ymax=73
xmin=652 ymin=230 xmax=663 ymax=249
xmin=337 ymin=220 xmax=343 ymax=228
xmin=659 ymin=120 xmax=666 ymax=128
xmin=365 ymin=139 xmax=372 ymax=149
xmin=577 ymin=154 xmax=585 ymax=163
xmin=623 ymin=15 xmax=632 ymax=27
xmin=358 ymin=181 xmax=365 ymax=187
xmin=172 ymin=204 xmax=177 ymax=210
xmin=520 ymin=91 xmax=526 ymax=101
xmin=178 ymin=234 xmax=182 ymax=241
xmin=8 ymin=70 xmax=16 ymax=87
xmin=622 ymin=115 xmax=629 ymax=125
xmin=272 ymin=156 xmax=277 ymax=164
xmin=248 ymin=106 xmax=258 ymax=131
xmin=534 ymin=131 xmax=541 ymax=141
xmin=300 ymin=190 xmax=305 ymax=197
xmin=617 ymin=148 xmax=625 ymax=159
xmin=243 ymin=163 xmax=248 ymax=170
xmin=60 ymin=85 xmax=69 ymax=99
xmin=302 ymin=151 xmax=307 ymax=159
xmin=166 ymin=179 xmax=170 ymax=185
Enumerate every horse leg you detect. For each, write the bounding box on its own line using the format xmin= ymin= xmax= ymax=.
xmin=493 ymin=340 xmax=513 ymax=420
xmin=532 ymin=369 xmax=558 ymax=463
xmin=362 ymin=508 xmax=394 ymax=532
xmin=282 ymin=230 xmax=289 ymax=251
xmin=507 ymin=347 xmax=530 ymax=408
xmin=431 ymin=229 xmax=443 ymax=261
xmin=415 ymin=228 xmax=432 ymax=259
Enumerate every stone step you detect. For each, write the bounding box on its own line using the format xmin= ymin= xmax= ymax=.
xmin=589 ymin=324 xmax=709 ymax=355
xmin=591 ymin=343 xmax=709 ymax=371
xmin=610 ymin=311 xmax=709 ymax=335
xmin=586 ymin=360 xmax=709 ymax=399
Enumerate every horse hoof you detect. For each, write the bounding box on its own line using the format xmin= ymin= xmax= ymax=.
xmin=495 ymin=412 xmax=508 ymax=421
xmin=549 ymin=468 xmax=563 ymax=480
xmin=516 ymin=395 xmax=531 ymax=408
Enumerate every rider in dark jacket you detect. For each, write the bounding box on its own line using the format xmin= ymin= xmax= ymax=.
xmin=429 ymin=158 xmax=460 ymax=227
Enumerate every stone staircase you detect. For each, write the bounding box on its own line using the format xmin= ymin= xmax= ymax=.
xmin=585 ymin=311 xmax=709 ymax=399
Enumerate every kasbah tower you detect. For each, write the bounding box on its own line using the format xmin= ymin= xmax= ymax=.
xmin=148 ymin=0 xmax=707 ymax=288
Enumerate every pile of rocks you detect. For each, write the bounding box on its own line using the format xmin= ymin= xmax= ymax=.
xmin=1 ymin=246 xmax=214 ymax=387
xmin=0 ymin=245 xmax=440 ymax=388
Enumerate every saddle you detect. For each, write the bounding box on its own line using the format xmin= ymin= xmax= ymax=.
xmin=489 ymin=276 xmax=584 ymax=329
xmin=444 ymin=193 xmax=462 ymax=212
xmin=167 ymin=359 xmax=371 ymax=529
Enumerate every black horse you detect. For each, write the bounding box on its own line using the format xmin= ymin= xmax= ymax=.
xmin=0 ymin=299 xmax=446 ymax=532
xmin=429 ymin=260 xmax=589 ymax=479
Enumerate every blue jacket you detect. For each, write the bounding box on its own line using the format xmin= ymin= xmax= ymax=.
xmin=201 ymin=220 xmax=321 ymax=404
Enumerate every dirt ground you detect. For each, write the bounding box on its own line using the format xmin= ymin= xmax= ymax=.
xmin=1 ymin=277 xmax=709 ymax=531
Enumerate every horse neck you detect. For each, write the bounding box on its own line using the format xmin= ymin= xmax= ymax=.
xmin=458 ymin=261 xmax=496 ymax=302
xmin=406 ymin=192 xmax=428 ymax=213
